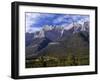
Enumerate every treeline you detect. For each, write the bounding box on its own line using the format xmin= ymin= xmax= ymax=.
xmin=26 ymin=54 xmax=89 ymax=68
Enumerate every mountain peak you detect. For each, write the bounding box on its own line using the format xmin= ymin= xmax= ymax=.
xmin=29 ymin=21 xmax=89 ymax=40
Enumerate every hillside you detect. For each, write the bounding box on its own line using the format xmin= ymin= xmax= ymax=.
xmin=25 ymin=21 xmax=89 ymax=68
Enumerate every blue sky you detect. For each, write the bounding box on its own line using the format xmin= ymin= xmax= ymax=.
xmin=25 ymin=12 xmax=89 ymax=33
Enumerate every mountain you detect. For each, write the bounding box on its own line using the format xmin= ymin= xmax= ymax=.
xmin=34 ymin=30 xmax=45 ymax=38
xmin=82 ymin=21 xmax=89 ymax=32
xmin=26 ymin=21 xmax=89 ymax=41
xmin=38 ymin=32 xmax=89 ymax=58
xmin=45 ymin=29 xmax=62 ymax=41
xmin=25 ymin=21 xmax=89 ymax=59
xmin=25 ymin=33 xmax=34 ymax=46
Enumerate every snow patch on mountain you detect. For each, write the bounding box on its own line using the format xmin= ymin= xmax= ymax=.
xmin=32 ymin=21 xmax=89 ymax=39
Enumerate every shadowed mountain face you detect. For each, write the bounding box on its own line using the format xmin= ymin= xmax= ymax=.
xmin=44 ymin=29 xmax=63 ymax=41
xmin=25 ymin=21 xmax=89 ymax=60
xmin=25 ymin=33 xmax=34 ymax=46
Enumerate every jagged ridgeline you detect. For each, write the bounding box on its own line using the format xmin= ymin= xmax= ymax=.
xmin=25 ymin=21 xmax=89 ymax=68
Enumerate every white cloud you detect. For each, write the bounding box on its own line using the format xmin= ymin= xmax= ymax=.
xmin=77 ymin=16 xmax=89 ymax=25
xmin=26 ymin=27 xmax=41 ymax=33
xmin=53 ymin=15 xmax=70 ymax=24
xmin=53 ymin=16 xmax=64 ymax=24
xmin=53 ymin=15 xmax=82 ymax=24
xmin=26 ymin=13 xmax=41 ymax=19
xmin=26 ymin=13 xmax=41 ymax=33
xmin=61 ymin=23 xmax=68 ymax=27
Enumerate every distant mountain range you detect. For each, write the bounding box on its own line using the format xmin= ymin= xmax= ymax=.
xmin=25 ymin=21 xmax=89 ymax=59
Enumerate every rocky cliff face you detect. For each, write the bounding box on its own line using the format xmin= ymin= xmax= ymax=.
xmin=25 ymin=21 xmax=89 ymax=59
